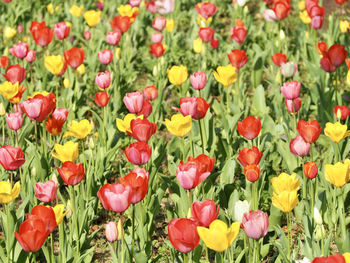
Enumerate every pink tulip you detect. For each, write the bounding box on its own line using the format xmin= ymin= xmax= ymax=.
xmin=130 ymin=0 xmax=141 ymax=7
xmin=95 ymin=71 xmax=111 ymax=89
xmin=0 ymin=145 xmax=25 ymax=171
xmin=34 ymin=180 xmax=58 ymax=203
xmin=152 ymin=16 xmax=166 ymax=31
xmin=190 ymin=72 xmax=207 ymax=90
xmin=262 ymin=9 xmax=277 ymax=21
xmin=290 ymin=135 xmax=310 ymax=157
xmin=98 ymin=49 xmax=113 ymax=65
xmin=124 ymin=142 xmax=152 ymax=165
xmin=280 ymin=81 xmax=300 ymax=100
xmin=11 ymin=42 xmax=29 ymax=59
xmin=151 ymin=32 xmax=163 ymax=43
xmin=311 ymin=16 xmax=323 ymax=29
xmin=84 ymin=30 xmax=91 ymax=40
xmin=52 ymin=108 xmax=69 ymax=121
xmin=131 ymin=167 xmax=149 ymax=180
xmin=105 ymin=222 xmax=118 ymax=242
xmin=285 ymin=98 xmax=301 ymax=113
xmin=155 ymin=0 xmax=175 ymax=15
xmin=97 ymin=2 xmax=104 ymax=10
xmin=6 ymin=112 xmax=23 ymax=131
xmin=54 ymin=22 xmax=70 ymax=40
xmin=123 ymin=91 xmax=144 ymax=113
xmin=106 ymin=31 xmax=121 ymax=46
xmin=97 ymin=183 xmax=132 ymax=213
xmin=191 ymin=200 xmax=219 ymax=227
xmin=20 ymin=99 xmax=43 ymax=121
xmin=17 ymin=24 xmax=23 ymax=33
xmin=241 ymin=210 xmax=269 ymax=239
xmin=25 ymin=50 xmax=36 ymax=63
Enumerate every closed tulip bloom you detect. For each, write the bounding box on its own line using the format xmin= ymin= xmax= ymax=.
xmin=237 ymin=116 xmax=261 ymax=140
xmin=131 ymin=167 xmax=149 ymax=180
xmin=152 ymin=16 xmax=166 ymax=31
xmin=119 ymin=171 xmax=148 ymax=204
xmin=45 ymin=55 xmax=65 ymax=76
xmin=241 ymin=210 xmax=269 ymax=239
xmin=272 ymin=173 xmax=300 ymax=194
xmin=26 ymin=205 xmax=57 ymax=234
xmin=244 ymin=164 xmax=260 ymax=182
xmin=110 ymin=16 xmax=132 ymax=33
xmin=272 ymin=190 xmax=299 ymax=213
xmin=84 ymin=30 xmax=91 ymax=40
xmin=263 ymin=9 xmax=277 ymax=21
xmin=333 ymin=106 xmax=350 ymax=121
xmin=328 ymin=44 xmax=347 ymax=67
xmin=0 ymin=82 xmax=19 ymax=101
xmin=312 ymin=254 xmax=346 ymax=263
xmin=237 ymin=146 xmax=263 ymax=167
xmin=46 ymin=108 xmax=69 ymax=136
xmin=324 ymin=122 xmax=350 ymax=143
xmin=273 ymin=1 xmax=291 ymax=20
xmin=3 ymin=64 xmax=26 ymax=84
xmin=168 ymin=218 xmax=200 ymax=253
xmin=297 ymin=120 xmax=322 ymax=143
xmin=197 ymin=220 xmax=240 ymax=252
xmin=130 ymin=0 xmax=141 ymax=7
xmin=25 ymin=50 xmax=36 ymax=63
xmin=3 ymin=26 xmax=16 ymax=39
xmin=52 ymin=141 xmax=79 ymax=163
xmin=198 ymin=27 xmax=214 ymax=42
xmin=123 ymin=91 xmax=144 ymax=113
xmin=34 ymin=180 xmax=57 ymax=203
xmin=166 ymin=18 xmax=175 ymax=32
xmin=52 ymin=204 xmax=68 ymax=225
xmin=335 ymin=0 xmax=348 ymax=4
xmin=191 ymin=200 xmax=219 ymax=227
xmin=174 ymin=97 xmax=210 ymax=120
xmin=0 ymin=56 xmax=9 ymax=68
xmin=213 ymin=65 xmax=237 ymax=87
xmin=0 ymin=181 xmax=20 ymax=204
xmin=211 ymin=39 xmax=219 ymax=49
xmin=29 ymin=21 xmax=53 ymax=47
xmin=165 ymin=114 xmax=192 ymax=138
xmin=280 ymin=81 xmax=301 ymax=100
xmin=303 ymin=161 xmax=318 ymax=179
xmin=281 ymin=62 xmax=298 ymax=78
xmin=0 ymin=145 xmax=25 ymax=171
xmin=234 ymin=200 xmax=250 ymax=222
xmin=231 ymin=25 xmax=247 ymax=44
xmin=324 ymin=161 xmax=350 ymax=188
xmin=20 ymin=98 xmax=43 ymax=120
xmin=105 ymin=222 xmax=118 ymax=242
xmin=167 ymin=65 xmax=188 ymax=86
xmin=149 ymin=43 xmax=165 ymax=58
xmin=56 ymin=161 xmax=85 ymax=186
xmin=143 ymin=85 xmax=158 ymax=101
xmin=124 ymin=142 xmax=152 ymax=165
xmin=272 ymin=53 xmax=287 ymax=67
xmin=193 ymin=39 xmax=203 ymax=54
xmin=228 ymin=49 xmax=248 ymax=70
xmin=6 ymin=112 xmax=23 ymax=131
xmin=95 ymin=71 xmax=111 ymax=90
xmin=63 ymin=119 xmax=92 ymax=139
xmin=190 ymin=72 xmax=207 ymax=90
xmin=151 ymin=32 xmax=163 ymax=43
xmin=97 ymin=183 xmax=132 ymax=213
xmin=98 ymin=49 xmax=113 ymax=65
xmin=138 ymin=101 xmax=152 ymax=119
xmin=195 ymin=2 xmax=217 ymax=19
xmin=94 ymin=91 xmax=110 ymax=107
xmin=106 ymin=31 xmax=121 ymax=45
xmin=84 ymin=10 xmax=101 ymax=27
xmin=54 ymin=22 xmax=70 ymax=40
xmin=64 ymin=47 xmax=85 ymax=69
xmin=10 ymin=42 xmax=29 ymax=59
xmin=127 ymin=118 xmax=157 ymax=142
xmin=285 ymin=98 xmax=302 ymax=113
xmin=116 ymin=114 xmax=143 ymax=133
xmin=69 ymin=5 xmax=84 ymax=17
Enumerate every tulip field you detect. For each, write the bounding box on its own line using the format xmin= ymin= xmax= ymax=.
xmin=1 ymin=0 xmax=350 ymax=262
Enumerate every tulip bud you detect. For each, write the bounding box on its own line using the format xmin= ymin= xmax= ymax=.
xmin=279 ymin=30 xmax=285 ymax=40
xmin=234 ymin=200 xmax=250 ymax=222
xmin=31 ymin=167 xmax=37 ymax=177
xmin=314 ymin=224 xmax=326 ymax=241
xmin=105 ymin=222 xmax=118 ymax=242
xmin=117 ymin=218 xmax=124 ymax=240
xmin=88 ymin=137 xmax=95 ymax=149
xmin=313 ymin=207 xmax=322 ymax=225
xmin=281 ymin=62 xmax=298 ymax=78
xmin=84 ymin=30 xmax=91 ymax=40
xmin=76 ymin=64 xmax=85 ymax=75
xmin=303 ymin=161 xmax=318 ymax=179
xmin=193 ymin=39 xmax=203 ymax=54
xmin=0 ymin=103 xmax=5 ymax=116
xmin=115 ymin=48 xmax=121 ymax=60
xmin=63 ymin=78 xmax=70 ymax=88
xmin=336 ymin=109 xmax=342 ymax=120
xmin=66 ymin=200 xmax=73 ymax=218
xmin=153 ymin=65 xmax=158 ymax=77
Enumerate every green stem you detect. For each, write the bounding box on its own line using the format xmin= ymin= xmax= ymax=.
xmin=69 ymin=186 xmax=80 ymax=257
xmin=287 ymin=213 xmax=292 ymax=261
xmin=34 ymin=122 xmax=38 ymax=152
xmin=50 ymin=234 xmax=54 ymax=262
xmin=131 ymin=204 xmax=135 ymax=261
xmin=42 ymin=121 xmax=47 ymax=160
xmin=188 ymin=190 xmax=193 ymax=206
xmin=2 ymin=118 xmax=5 ymax=145
xmin=198 ymin=119 xmax=205 ymax=154
xmin=189 ymin=131 xmax=194 ymax=157
xmin=339 ymin=190 xmax=346 ymax=240
xmin=182 ymin=137 xmax=186 ymax=160
xmin=311 ymin=180 xmax=314 ymax=220
xmin=103 ymin=105 xmax=107 ymax=153
xmin=243 ymin=234 xmax=248 ymax=263
xmin=5 ymin=204 xmax=10 ymax=263
xmin=333 ymin=186 xmax=337 ymax=237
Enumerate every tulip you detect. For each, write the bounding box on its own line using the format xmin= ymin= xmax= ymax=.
xmin=241 ymin=210 xmax=269 ymax=239
xmin=0 ymin=145 xmax=25 ymax=171
xmin=95 ymin=71 xmax=111 ymax=90
xmin=105 ymin=222 xmax=118 ymax=242
xmin=190 ymin=72 xmax=207 ymax=90
xmin=52 ymin=204 xmax=68 ymax=225
xmin=116 ymin=114 xmax=143 ymax=133
xmin=262 ymin=9 xmax=277 ymax=21
xmin=3 ymin=64 xmax=26 ymax=84
xmin=231 ymin=25 xmax=247 ymax=44
xmin=94 ymin=91 xmax=110 ymax=107
xmin=98 ymin=49 xmax=113 ymax=65
xmin=84 ymin=10 xmax=101 ymax=27
xmin=297 ymin=120 xmax=322 ymax=143
xmin=29 ymin=21 xmax=53 ymax=47
xmin=166 ymin=18 xmax=175 ymax=32
xmin=20 ymin=98 xmax=42 ymax=120
xmin=324 ymin=161 xmax=350 ymax=188
xmin=280 ymin=81 xmax=301 ymax=100
xmin=138 ymin=100 xmax=152 ymax=119
xmin=213 ymin=65 xmax=237 ymax=87
xmin=0 ymin=81 xmax=19 ymax=100
xmin=195 ymin=2 xmax=218 ymax=19
xmin=0 ymin=56 xmax=9 ymax=68
xmin=193 ymin=39 xmax=203 ymax=54
xmin=110 ymin=16 xmax=132 ymax=33
xmin=234 ymin=200 xmax=250 ymax=222
xmin=143 ymin=85 xmax=158 ymax=101
xmin=64 ymin=47 xmax=85 ymax=69
xmin=155 ymin=0 xmax=175 ymax=15
xmin=344 ymin=253 xmax=350 ymax=263
xmin=130 ymin=0 xmax=141 ymax=7
xmin=119 ymin=171 xmax=148 ymax=204
xmin=26 ymin=205 xmax=57 ymax=234
xmin=167 ymin=65 xmax=188 ymax=86
xmin=124 ymin=142 xmax=152 ymax=165
xmin=197 ymin=220 xmax=240 ymax=252
xmin=52 ymin=141 xmax=79 ymax=163
xmin=151 ymin=32 xmax=163 ymax=43
xmin=317 ymin=41 xmax=328 ymax=55
xmin=0 ymin=181 xmax=20 ymax=204
xmin=106 ymin=31 xmax=121 ymax=45
xmin=63 ymin=119 xmax=92 ymax=140
xmin=290 ymin=135 xmax=311 ymax=157
xmin=300 ymin=11 xmax=311 ymax=25
xmin=333 ymin=105 xmax=350 ymax=121
xmin=272 ymin=173 xmax=300 ymax=194
xmin=198 ymin=27 xmax=214 ymax=42
xmin=328 ymin=44 xmax=347 ymax=67
xmin=6 ymin=112 xmax=23 ymax=131
xmin=97 ymin=183 xmax=132 ymax=213
xmin=272 ymin=190 xmax=299 ymax=213
xmin=25 ymin=50 xmax=36 ymax=63
xmin=117 ymin=4 xmax=139 ymax=19
xmin=244 ymin=164 xmax=260 ymax=182
xmin=191 ymin=200 xmax=219 ymax=227
xmin=228 ymin=49 xmax=248 ymax=70
xmin=303 ymin=162 xmax=318 ymax=179
xmin=168 ymin=218 xmax=200 ymax=253
xmin=10 ymin=42 xmax=29 ymax=59
xmin=54 ymin=22 xmax=70 ymax=40
xmin=335 ymin=0 xmax=348 ymax=4
xmin=210 ymin=39 xmax=219 ymax=49
xmin=56 ymin=162 xmax=85 ymax=186
xmin=84 ymin=30 xmax=91 ymax=40
xmin=237 ymin=146 xmax=263 ymax=167
xmin=285 ymin=98 xmax=302 ymax=113
xmin=70 ymin=5 xmax=84 ymax=17
xmin=272 ymin=53 xmax=287 ymax=67
xmin=152 ymin=16 xmax=166 ymax=31
xmin=237 ymin=116 xmax=261 ymax=140
xmin=127 ymin=118 xmax=157 ymax=142
xmin=324 ymin=122 xmax=350 ymax=143
xmin=131 ymin=167 xmax=149 ymax=180
xmin=23 ymin=92 xmax=56 ymax=122
xmin=273 ymin=1 xmax=291 ymax=20
xmin=311 ymin=254 xmax=346 ymax=263
xmin=281 ymin=62 xmax=298 ymax=78
xmin=45 ymin=55 xmax=65 ymax=76
xmin=0 ymin=103 xmax=5 ymax=116
xmin=34 ymin=180 xmax=57 ymax=203
xmin=174 ymin=97 xmax=210 ymax=120
xmin=313 ymin=207 xmax=323 ymax=225
xmin=46 ymin=108 xmax=69 ymax=136
xmin=149 ymin=43 xmax=165 ymax=58
xmin=165 ymin=114 xmax=192 ymax=138
xmin=123 ymin=91 xmax=144 ymax=113
xmin=4 ymin=26 xmax=16 ymax=38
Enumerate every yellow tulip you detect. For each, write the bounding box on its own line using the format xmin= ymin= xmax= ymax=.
xmin=0 ymin=81 xmax=19 ymax=100
xmin=52 ymin=141 xmax=79 ymax=163
xmin=344 ymin=253 xmax=350 ymax=263
xmin=63 ymin=78 xmax=70 ymax=88
xmin=47 ymin=3 xmax=54 ymax=14
xmin=52 ymin=204 xmax=68 ymax=224
xmin=44 ymin=55 xmax=65 ymax=76
xmin=272 ymin=190 xmax=299 ymax=213
xmin=298 ymin=1 xmax=305 ymax=11
xmin=196 ymin=16 xmax=212 ymax=27
xmin=115 ymin=47 xmax=121 ymax=60
xmin=299 ymin=11 xmax=311 ymax=24
xmin=165 ymin=114 xmax=192 ymax=138
xmin=117 ymin=4 xmax=138 ymax=18
xmin=84 ymin=10 xmax=101 ymax=27
xmin=193 ymin=39 xmax=203 ymax=54
xmin=347 ymin=70 xmax=350 ymax=86
xmin=116 ymin=114 xmax=143 ymax=133
xmin=339 ymin=20 xmax=350 ymax=33
xmin=197 ymin=220 xmax=240 ymax=252
xmin=76 ymin=64 xmax=85 ymax=75
xmin=63 ymin=119 xmax=92 ymax=140
xmin=0 ymin=181 xmax=20 ymax=204
xmin=69 ymin=5 xmax=84 ymax=17
xmin=324 ymin=161 xmax=350 ymax=188
xmin=166 ymin=19 xmax=175 ymax=32
xmin=4 ymin=26 xmax=16 ymax=39
xmin=0 ymin=103 xmax=5 ymax=116
xmin=271 ymin=173 xmax=300 ymax=194
xmin=213 ymin=65 xmax=237 ymax=87
xmin=324 ymin=122 xmax=350 ymax=143
xmin=167 ymin=65 xmax=188 ymax=86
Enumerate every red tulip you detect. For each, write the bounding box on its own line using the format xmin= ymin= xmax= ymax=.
xmin=29 ymin=21 xmax=54 ymax=47
xmin=297 ymin=120 xmax=322 ymax=143
xmin=94 ymin=91 xmax=110 ymax=107
xmin=285 ymin=98 xmax=302 ymax=113
xmin=228 ymin=49 xmax=248 ymax=70
xmin=312 ymin=254 xmax=346 ymax=263
xmin=198 ymin=27 xmax=214 ymax=42
xmin=310 ymin=5 xmax=325 ymax=29
xmin=127 ymin=118 xmax=157 ymax=142
xmin=333 ymin=105 xmax=350 ymax=120
xmin=54 ymin=22 xmax=70 ymax=40
xmin=46 ymin=108 xmax=69 ymax=136
xmin=303 ymin=161 xmax=318 ymax=179
xmin=273 ymin=0 xmax=291 ymax=20
xmin=191 ymin=200 xmax=219 ymax=227
xmin=3 ymin=64 xmax=26 ymax=84
xmin=143 ymin=85 xmax=158 ymax=101
xmin=168 ymin=218 xmax=200 ymax=253
xmin=290 ymin=135 xmax=310 ymax=157
xmin=210 ymin=39 xmax=219 ymax=49
xmin=149 ymin=43 xmax=165 ymax=58
xmin=131 ymin=167 xmax=149 ymax=180
xmin=244 ymin=164 xmax=260 ymax=182
xmin=231 ymin=26 xmax=247 ymax=45
xmin=241 ymin=210 xmax=269 ymax=239
xmin=34 ymin=180 xmax=58 ymax=203
xmin=328 ymin=44 xmax=347 ymax=67
xmin=56 ymin=162 xmax=85 ymax=186
xmin=119 ymin=171 xmax=148 ymax=204
xmin=110 ymin=16 xmax=131 ymax=33
xmin=138 ymin=100 xmax=153 ymax=118
xmin=272 ymin=53 xmax=287 ymax=67
xmin=334 ymin=0 xmax=348 ymax=5
xmin=195 ymin=2 xmax=217 ymax=19
xmin=237 ymin=146 xmax=263 ymax=167
xmin=97 ymin=183 xmax=132 ymax=213
xmin=317 ymin=42 xmax=328 ymax=55
xmin=26 ymin=205 xmax=57 ymax=234
xmin=22 ymin=92 xmax=56 ymax=122
xmin=0 ymin=145 xmax=25 ymax=171
xmin=174 ymin=97 xmax=210 ymax=120
xmin=64 ymin=47 xmax=85 ymax=69
xmin=237 ymin=116 xmax=261 ymax=140
xmin=124 ymin=142 xmax=152 ymax=165
xmin=0 ymin=56 xmax=9 ymax=68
